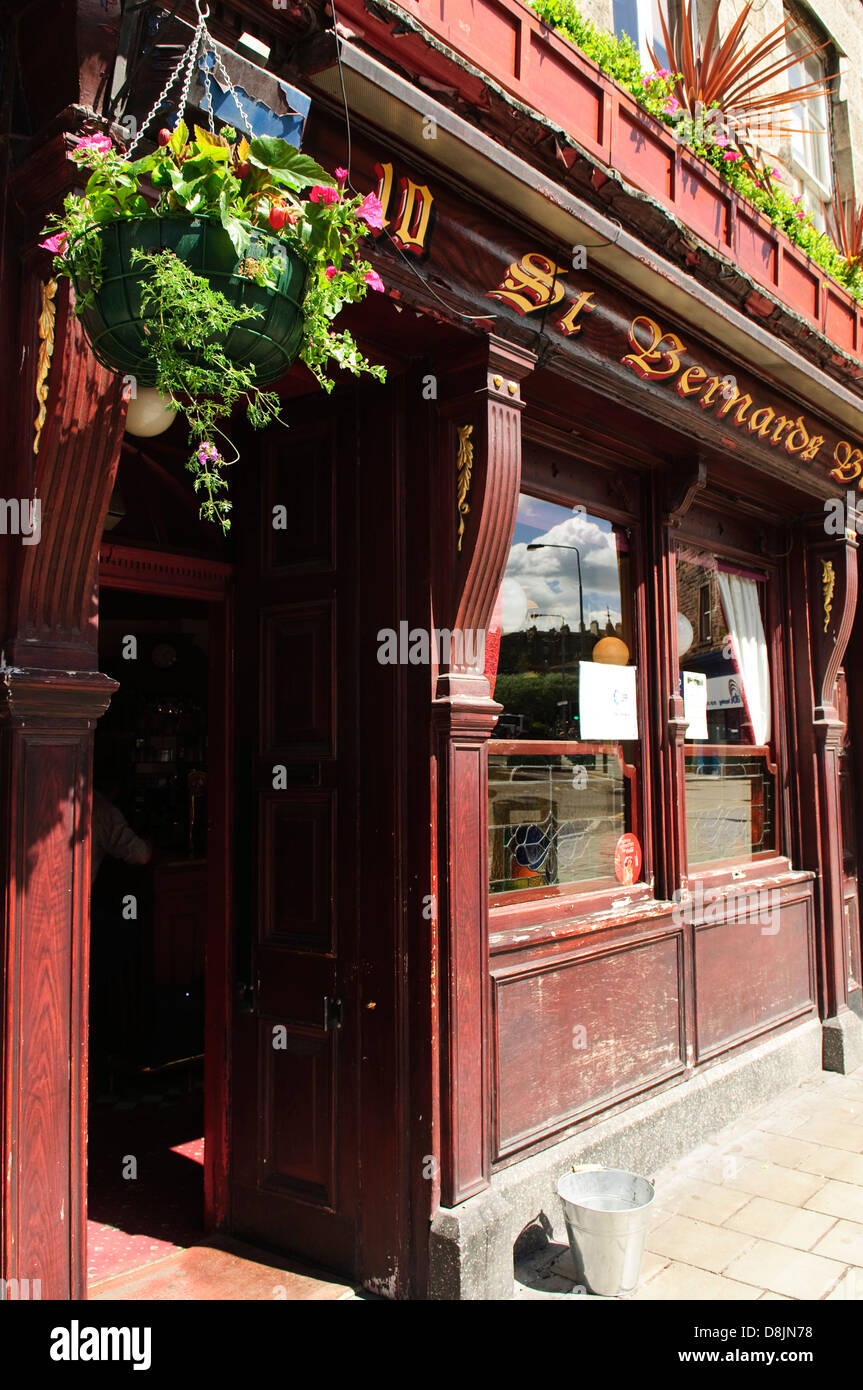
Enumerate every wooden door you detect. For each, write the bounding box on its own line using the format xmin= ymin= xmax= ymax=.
xmin=836 ymin=670 xmax=863 ymax=999
xmin=230 ymin=397 xmax=360 ymax=1272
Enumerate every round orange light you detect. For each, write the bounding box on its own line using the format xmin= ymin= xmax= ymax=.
xmin=592 ymin=636 xmax=630 ymax=666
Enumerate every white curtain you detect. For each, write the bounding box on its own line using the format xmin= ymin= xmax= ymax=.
xmin=717 ymin=572 xmax=771 ymax=747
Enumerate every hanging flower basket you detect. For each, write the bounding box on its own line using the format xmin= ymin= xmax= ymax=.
xmin=40 ymin=9 xmax=388 ymax=535
xmin=69 ymin=216 xmax=308 ymax=387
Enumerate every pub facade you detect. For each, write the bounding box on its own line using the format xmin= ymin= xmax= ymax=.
xmin=2 ymin=0 xmax=863 ymax=1300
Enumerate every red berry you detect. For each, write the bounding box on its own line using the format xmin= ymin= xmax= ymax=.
xmin=236 ymin=161 xmax=251 ymax=180
xmin=268 ymin=204 xmax=287 ymax=231
xmin=157 ymin=128 xmax=172 ymax=147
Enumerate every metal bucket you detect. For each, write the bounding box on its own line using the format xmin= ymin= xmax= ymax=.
xmin=557 ymin=1167 xmax=655 ymax=1297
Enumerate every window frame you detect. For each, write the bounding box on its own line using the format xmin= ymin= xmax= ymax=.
xmin=487 ymin=450 xmax=654 ymax=929
xmin=613 ymin=0 xmax=695 ymax=70
xmin=672 ymin=530 xmax=792 ymax=888
xmin=786 ymin=22 xmax=832 ymax=193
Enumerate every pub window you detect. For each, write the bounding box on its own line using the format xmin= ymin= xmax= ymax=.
xmin=488 ymin=494 xmax=641 ymax=899
xmin=676 ymin=548 xmax=776 ymax=867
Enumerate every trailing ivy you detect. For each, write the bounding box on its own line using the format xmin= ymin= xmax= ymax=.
xmin=530 ymin=0 xmax=863 ymax=303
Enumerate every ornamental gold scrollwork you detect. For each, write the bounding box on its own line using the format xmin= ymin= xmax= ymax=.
xmin=33 ymin=278 xmax=58 ymax=455
xmin=822 ymin=558 xmax=835 ymax=633
xmin=456 ymin=424 xmax=474 ymax=552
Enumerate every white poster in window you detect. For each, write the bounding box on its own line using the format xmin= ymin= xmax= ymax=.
xmin=683 ymin=671 xmax=708 ymax=740
xmin=579 ymin=661 xmax=638 ymax=740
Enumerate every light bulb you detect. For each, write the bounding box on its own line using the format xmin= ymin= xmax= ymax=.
xmin=124 ymin=388 xmax=177 ymax=438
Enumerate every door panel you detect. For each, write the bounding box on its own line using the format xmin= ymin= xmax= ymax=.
xmin=231 ymin=397 xmax=359 ymax=1272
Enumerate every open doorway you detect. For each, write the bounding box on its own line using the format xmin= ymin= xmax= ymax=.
xmin=87 ymin=566 xmax=232 ymax=1290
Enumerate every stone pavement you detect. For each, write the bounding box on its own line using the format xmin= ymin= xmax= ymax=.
xmin=515 ymin=1064 xmax=863 ymax=1300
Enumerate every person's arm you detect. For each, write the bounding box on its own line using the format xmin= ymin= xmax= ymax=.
xmin=102 ymin=802 xmax=151 ymax=865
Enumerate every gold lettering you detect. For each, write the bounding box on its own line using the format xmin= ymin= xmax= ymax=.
xmin=746 ymin=406 xmax=775 ymax=438
xmin=784 ymin=416 xmax=811 ymax=455
xmin=676 ymin=365 xmax=708 ymax=396
xmin=621 ymin=315 xmax=686 ymax=381
xmin=372 ymin=162 xmax=394 ymax=231
xmin=556 ymin=290 xmax=596 ymax=336
xmin=487 ymin=253 xmax=568 ymax=314
xmin=769 ymin=416 xmax=793 ymax=447
xmin=717 ymin=389 xmax=753 ymax=425
xmin=801 ymin=434 xmax=824 ymax=462
xmin=698 ymin=377 xmax=724 ymax=407
xmin=831 ymin=441 xmax=863 ymax=484
xmin=390 ymin=178 xmax=435 ymax=255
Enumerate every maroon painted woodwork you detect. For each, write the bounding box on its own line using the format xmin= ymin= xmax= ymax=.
xmin=493 ymin=928 xmax=685 ymax=1159
xmin=230 ymin=398 xmax=363 ymax=1274
xmin=806 ymin=528 xmax=859 ymax=1028
xmin=693 ymin=884 xmax=816 ymax=1058
xmin=0 ymin=247 xmax=125 ymax=1295
xmin=432 ymin=336 xmax=535 ymax=1205
xmin=5 ymin=279 xmax=126 ymax=669
xmin=0 ymin=669 xmax=115 ymax=1299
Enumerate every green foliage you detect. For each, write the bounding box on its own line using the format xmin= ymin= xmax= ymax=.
xmin=131 ymin=247 xmax=283 ymax=533
xmin=40 ymin=127 xmax=389 ymax=530
xmin=528 ymin=0 xmax=863 ymax=303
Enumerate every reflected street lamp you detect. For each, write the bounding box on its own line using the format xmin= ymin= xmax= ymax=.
xmin=526 ymin=542 xmax=585 ymax=634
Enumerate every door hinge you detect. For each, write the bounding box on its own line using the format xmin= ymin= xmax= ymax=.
xmin=323 ymin=996 xmax=343 ymax=1031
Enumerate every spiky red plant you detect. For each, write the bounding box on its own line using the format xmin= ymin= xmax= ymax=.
xmin=649 ymin=0 xmax=834 ymax=144
xmin=827 ymin=192 xmax=863 ymax=268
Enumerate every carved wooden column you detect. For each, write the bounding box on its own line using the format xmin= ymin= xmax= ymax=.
xmin=432 ymin=335 xmax=535 ymax=1206
xmin=804 ymin=523 xmax=863 ymax=1072
xmin=1 ymin=190 xmax=126 ymax=1296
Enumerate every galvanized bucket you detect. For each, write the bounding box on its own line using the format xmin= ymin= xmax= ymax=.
xmin=557 ymin=1167 xmax=655 ymax=1297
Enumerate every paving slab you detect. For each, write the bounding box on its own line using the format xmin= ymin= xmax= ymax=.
xmin=722 ymin=1239 xmax=849 ymax=1300
xmin=722 ymin=1196 xmax=836 ymax=1251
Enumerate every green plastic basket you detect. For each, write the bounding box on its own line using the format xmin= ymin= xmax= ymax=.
xmin=69 ymin=216 xmax=308 ymax=387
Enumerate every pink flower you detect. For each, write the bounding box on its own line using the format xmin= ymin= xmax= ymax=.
xmin=40 ymin=232 xmax=68 ymax=255
xmin=310 ymin=185 xmax=339 ymax=205
xmin=767 ymin=167 xmax=782 ymax=180
xmin=722 ymin=150 xmax=741 ymax=162
xmin=355 ymin=192 xmax=385 ymax=230
xmin=641 ymin=76 xmax=654 ymax=88
xmin=791 ymin=194 xmax=802 ymax=204
xmin=664 ymin=96 xmax=680 ymax=114
xmin=197 ymin=442 xmax=219 ymax=465
xmin=324 ymin=265 xmax=339 ymax=281
xmin=714 ymin=134 xmax=729 ymax=148
xmin=365 ymin=269 xmax=385 ymax=293
xmin=794 ymin=210 xmax=805 ymax=219
xmin=655 ymin=67 xmax=670 ymax=79
xmin=335 ymin=167 xmax=349 ymax=185
xmin=72 ymin=132 xmax=113 ymax=155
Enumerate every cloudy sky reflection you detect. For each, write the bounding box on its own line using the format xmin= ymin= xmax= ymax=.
xmin=507 ymin=494 xmax=623 ymax=632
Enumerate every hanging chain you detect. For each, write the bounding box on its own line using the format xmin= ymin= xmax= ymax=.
xmin=125 ymin=9 xmax=206 ymax=156
xmin=122 ymin=1 xmax=253 ymax=156
xmin=201 ymin=33 xmax=256 ymax=139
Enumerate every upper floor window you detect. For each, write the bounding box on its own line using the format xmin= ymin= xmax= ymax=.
xmin=488 ymin=494 xmax=641 ymax=899
xmin=613 ymin=0 xmax=669 ymax=68
xmin=786 ymin=16 xmax=832 ymax=194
